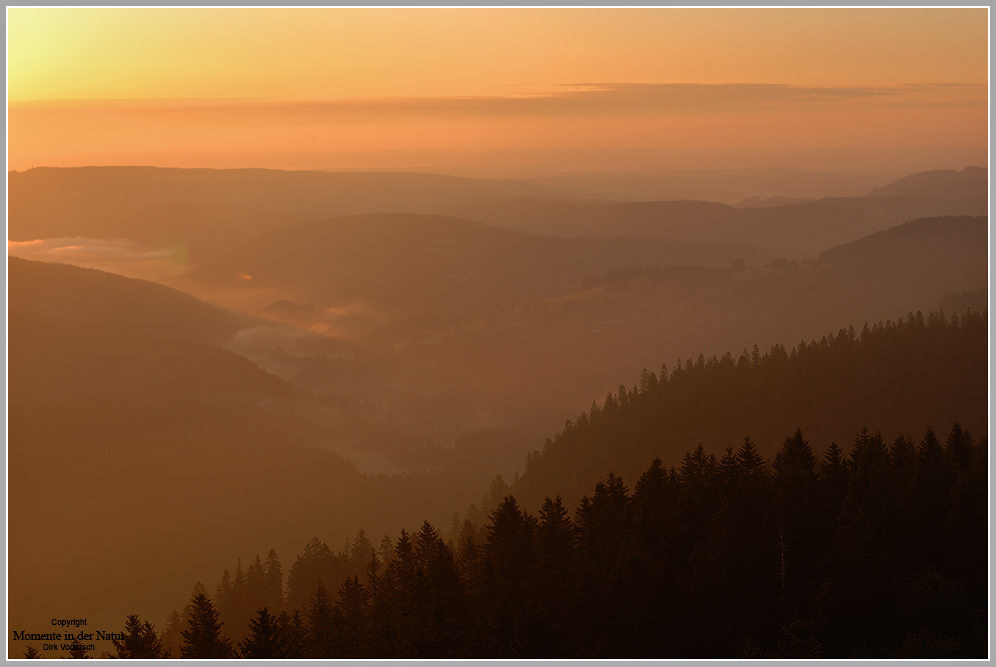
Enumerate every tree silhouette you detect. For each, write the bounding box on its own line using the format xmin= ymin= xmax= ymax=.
xmin=112 ymin=614 xmax=169 ymax=658
xmin=335 ymin=575 xmax=370 ymax=657
xmin=68 ymin=642 xmax=90 ymax=659
xmin=534 ymin=495 xmax=575 ymax=656
xmin=481 ymin=495 xmax=536 ymax=657
xmin=159 ymin=608 xmax=185 ymax=658
xmin=264 ymin=549 xmax=285 ymax=613
xmin=180 ymin=592 xmax=235 ymax=658
xmin=239 ymin=607 xmax=289 ymax=659
xmin=305 ymin=580 xmax=336 ymax=658
xmin=280 ymin=610 xmax=306 ymax=659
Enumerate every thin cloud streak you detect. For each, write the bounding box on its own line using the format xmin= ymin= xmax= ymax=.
xmin=12 ymin=83 xmax=985 ymax=126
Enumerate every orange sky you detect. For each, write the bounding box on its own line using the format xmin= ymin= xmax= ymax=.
xmin=6 ymin=8 xmax=989 ymax=175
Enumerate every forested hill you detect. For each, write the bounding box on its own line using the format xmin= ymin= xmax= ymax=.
xmin=813 ymin=214 xmax=986 ymax=269
xmin=511 ymin=309 xmax=986 ymax=511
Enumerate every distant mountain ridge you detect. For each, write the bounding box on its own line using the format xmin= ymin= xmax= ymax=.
xmin=8 ymin=165 xmax=987 ymax=267
xmin=454 ymin=195 xmax=983 ymax=255
xmin=865 ymin=166 xmax=987 ymax=199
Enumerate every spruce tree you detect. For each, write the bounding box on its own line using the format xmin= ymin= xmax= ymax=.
xmin=481 ymin=496 xmax=535 ymax=657
xmin=305 ymin=580 xmax=337 ymax=658
xmin=112 ymin=614 xmax=169 ymax=658
xmin=245 ymin=555 xmax=268 ymax=632
xmin=68 ymin=642 xmax=90 ymax=659
xmin=180 ymin=592 xmax=235 ymax=658
xmin=264 ymin=549 xmax=285 ymax=613
xmin=281 ymin=610 xmax=307 ymax=659
xmin=159 ymin=608 xmax=185 ymax=659
xmin=336 ymin=575 xmax=370 ymax=657
xmin=457 ymin=520 xmax=482 ymax=595
xmin=350 ymin=529 xmax=375 ymax=579
xmin=773 ymin=429 xmax=819 ymax=620
xmin=239 ymin=607 xmax=289 ymax=659
xmin=535 ymin=496 xmax=575 ymax=656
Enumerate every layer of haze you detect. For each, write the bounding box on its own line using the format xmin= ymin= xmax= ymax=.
xmin=7 ymin=8 xmax=988 ymax=175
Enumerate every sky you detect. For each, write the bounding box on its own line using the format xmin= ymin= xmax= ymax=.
xmin=6 ymin=8 xmax=989 ymax=175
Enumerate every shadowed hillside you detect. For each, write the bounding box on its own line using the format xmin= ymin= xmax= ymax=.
xmin=814 ymin=214 xmax=987 ymax=268
xmin=9 ymin=308 xmax=303 ymax=402
xmin=9 ymin=256 xmax=244 ymax=344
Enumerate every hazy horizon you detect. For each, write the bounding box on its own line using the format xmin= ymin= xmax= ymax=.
xmin=8 ymin=9 xmax=987 ymax=174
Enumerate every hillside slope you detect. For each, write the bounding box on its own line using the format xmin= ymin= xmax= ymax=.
xmin=9 ymin=307 xmax=302 ymax=402
xmin=9 ymin=256 xmax=244 ymax=344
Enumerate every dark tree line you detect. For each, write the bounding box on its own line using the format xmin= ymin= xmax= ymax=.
xmin=117 ymin=423 xmax=984 ymax=658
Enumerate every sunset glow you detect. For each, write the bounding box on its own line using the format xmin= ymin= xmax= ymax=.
xmin=7 ymin=8 xmax=988 ymax=174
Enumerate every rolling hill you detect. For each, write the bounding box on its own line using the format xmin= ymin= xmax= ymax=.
xmin=9 ymin=307 xmax=302 ymax=402
xmin=9 ymin=256 xmax=244 ymax=344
